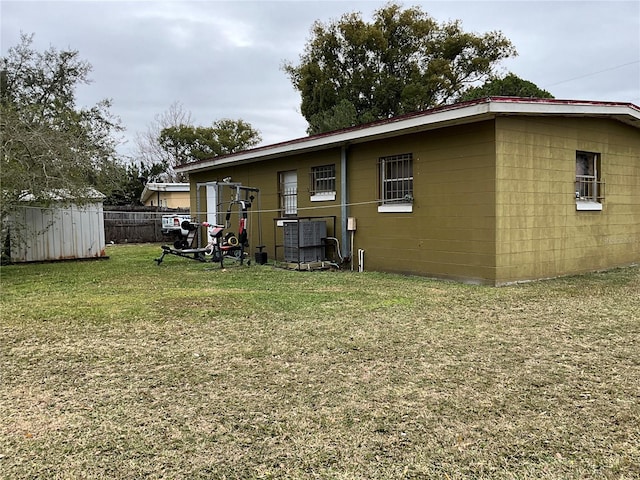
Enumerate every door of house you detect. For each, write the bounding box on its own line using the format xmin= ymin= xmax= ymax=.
xmin=279 ymin=170 xmax=297 ymax=216
xmin=205 ymin=183 xmax=218 ymax=226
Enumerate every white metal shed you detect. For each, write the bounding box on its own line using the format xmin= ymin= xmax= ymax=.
xmin=6 ymin=191 xmax=107 ymax=263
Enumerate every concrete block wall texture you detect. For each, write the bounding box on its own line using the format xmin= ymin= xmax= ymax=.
xmin=184 ymin=104 xmax=639 ymax=285
xmin=346 ymin=122 xmax=497 ymax=283
xmin=495 ymin=117 xmax=640 ymax=284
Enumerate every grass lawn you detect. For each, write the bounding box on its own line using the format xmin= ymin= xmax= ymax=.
xmin=1 ymin=243 xmax=638 ymax=479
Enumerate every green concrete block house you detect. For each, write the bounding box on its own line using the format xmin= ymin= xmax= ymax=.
xmin=177 ymin=97 xmax=640 ymax=285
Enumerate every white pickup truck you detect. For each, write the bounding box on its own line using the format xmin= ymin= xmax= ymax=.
xmin=161 ymin=214 xmax=191 ymax=235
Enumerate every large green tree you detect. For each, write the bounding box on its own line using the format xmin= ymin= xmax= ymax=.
xmin=1 ymin=33 xmax=123 ymax=218
xmin=284 ymin=3 xmax=517 ymax=134
xmin=459 ymin=72 xmax=554 ymax=102
xmin=159 ymin=119 xmax=261 ymax=164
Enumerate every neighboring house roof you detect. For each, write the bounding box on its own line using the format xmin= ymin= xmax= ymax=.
xmin=176 ymin=97 xmax=640 ymax=174
xmin=140 ymin=182 xmax=190 ymax=204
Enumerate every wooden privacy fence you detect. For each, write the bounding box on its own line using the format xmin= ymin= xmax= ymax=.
xmin=104 ymin=206 xmax=189 ymax=243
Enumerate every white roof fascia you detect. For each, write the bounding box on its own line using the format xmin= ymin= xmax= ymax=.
xmin=145 ymin=182 xmax=190 ymax=192
xmin=140 ymin=183 xmax=190 ymax=203
xmin=487 ymin=100 xmax=640 ymax=118
xmin=140 ymin=186 xmax=152 ymax=203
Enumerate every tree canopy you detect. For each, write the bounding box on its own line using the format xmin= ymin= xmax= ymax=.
xmin=284 ymin=3 xmax=517 ymax=134
xmin=459 ymin=73 xmax=554 ymax=102
xmin=1 ymin=33 xmax=123 ymax=216
xmin=158 ymin=119 xmax=261 ymax=165
xmin=135 ymin=104 xmax=262 ymax=179
xmin=91 ymin=160 xmax=168 ymax=206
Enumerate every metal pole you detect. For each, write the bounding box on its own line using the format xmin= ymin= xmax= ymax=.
xmin=341 ymin=144 xmax=349 ymax=261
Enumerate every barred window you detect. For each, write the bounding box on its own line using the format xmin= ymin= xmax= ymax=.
xmin=575 ymin=151 xmax=604 ymax=211
xmin=279 ymin=170 xmax=297 ymax=216
xmin=379 ymin=153 xmax=413 ymax=204
xmin=310 ymin=164 xmax=336 ymax=195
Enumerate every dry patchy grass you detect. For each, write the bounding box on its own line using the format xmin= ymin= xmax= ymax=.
xmin=1 ymin=244 xmax=639 ymax=479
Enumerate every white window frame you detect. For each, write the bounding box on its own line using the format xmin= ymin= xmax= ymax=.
xmin=279 ymin=170 xmax=298 ymax=216
xmin=575 ymin=151 xmax=603 ymax=211
xmin=378 ymin=153 xmax=413 ymax=213
xmin=310 ymin=164 xmax=336 ymax=202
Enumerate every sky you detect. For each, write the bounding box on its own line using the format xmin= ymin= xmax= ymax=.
xmin=2 ymin=0 xmax=639 ymax=159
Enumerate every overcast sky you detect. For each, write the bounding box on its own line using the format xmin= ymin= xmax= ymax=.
xmin=2 ymin=0 xmax=639 ymax=159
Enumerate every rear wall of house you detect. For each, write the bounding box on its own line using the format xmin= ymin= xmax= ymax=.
xmin=495 ymin=116 xmax=640 ymax=284
xmin=187 ymin=115 xmax=638 ymax=284
xmin=347 ymin=121 xmax=497 ymax=283
xmin=188 ymin=148 xmax=344 ymax=262
xmin=188 ymin=122 xmax=498 ymax=282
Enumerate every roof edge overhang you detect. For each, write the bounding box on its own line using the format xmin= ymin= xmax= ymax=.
xmin=177 ymin=97 xmax=640 ymax=174
xmin=140 ymin=182 xmax=190 ymax=203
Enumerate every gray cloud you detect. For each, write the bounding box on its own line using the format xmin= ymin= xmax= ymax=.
xmin=2 ymin=1 xmax=638 ymax=158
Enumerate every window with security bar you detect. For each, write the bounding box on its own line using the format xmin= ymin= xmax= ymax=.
xmin=309 ymin=164 xmax=336 ymax=195
xmin=575 ymin=151 xmax=604 ymax=210
xmin=379 ymin=153 xmax=413 ymax=204
xmin=279 ymin=170 xmax=297 ymax=216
